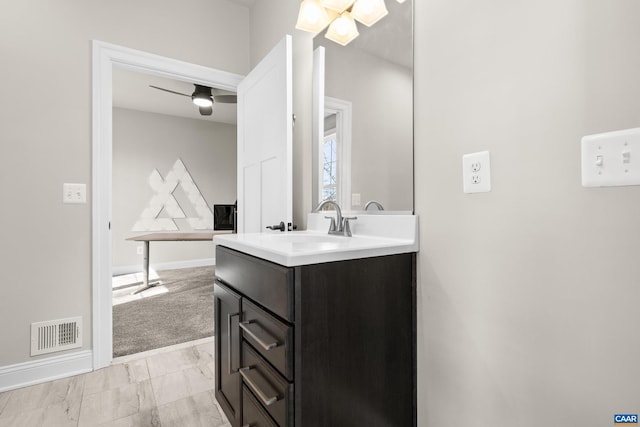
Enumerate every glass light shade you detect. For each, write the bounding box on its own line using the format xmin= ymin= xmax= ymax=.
xmin=351 ymin=0 xmax=388 ymax=27
xmin=192 ymin=93 xmax=213 ymax=107
xmin=296 ymin=0 xmax=331 ymax=34
xmin=396 ymin=0 xmax=406 ymax=3
xmin=321 ymin=0 xmax=354 ymax=12
xmin=325 ymin=11 xmax=359 ymax=46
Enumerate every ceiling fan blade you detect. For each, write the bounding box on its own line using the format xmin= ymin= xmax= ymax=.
xmin=199 ymin=106 xmax=213 ymax=116
xmin=149 ymin=85 xmax=190 ymax=97
xmin=212 ymin=94 xmax=237 ymax=104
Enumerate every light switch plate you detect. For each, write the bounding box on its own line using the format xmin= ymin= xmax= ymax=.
xmin=463 ymin=151 xmax=491 ymax=193
xmin=581 ymin=128 xmax=640 ymax=187
xmin=63 ymin=183 xmax=87 ymax=204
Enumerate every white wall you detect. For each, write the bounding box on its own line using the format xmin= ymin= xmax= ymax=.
xmin=414 ymin=1 xmax=640 ymax=426
xmin=0 ymin=0 xmax=249 ymax=366
xmin=112 ymin=108 xmax=236 ymax=271
xmin=321 ymin=41 xmax=413 ymax=211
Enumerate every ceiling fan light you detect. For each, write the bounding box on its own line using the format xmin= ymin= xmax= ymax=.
xmin=325 ymin=11 xmax=359 ymax=46
xmin=321 ymin=0 xmax=354 ymax=12
xmin=296 ymin=0 xmax=331 ymax=34
xmin=351 ymin=0 xmax=388 ymax=27
xmin=192 ymin=92 xmax=213 ymax=107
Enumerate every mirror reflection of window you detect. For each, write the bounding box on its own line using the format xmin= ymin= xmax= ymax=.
xmin=322 ymin=127 xmax=338 ymax=201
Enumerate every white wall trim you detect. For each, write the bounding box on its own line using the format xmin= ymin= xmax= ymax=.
xmin=0 ymin=350 xmax=92 ymax=393
xmin=92 ymin=40 xmax=243 ymax=370
xmin=112 ymin=258 xmax=216 ymax=276
xmin=324 ymin=96 xmax=352 ymax=210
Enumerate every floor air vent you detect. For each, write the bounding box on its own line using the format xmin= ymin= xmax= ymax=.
xmin=30 ymin=317 xmax=82 ymax=356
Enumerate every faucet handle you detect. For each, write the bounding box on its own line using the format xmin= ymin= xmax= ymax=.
xmin=342 ymin=216 xmax=358 ymax=237
xmin=324 ymin=216 xmax=337 ymax=232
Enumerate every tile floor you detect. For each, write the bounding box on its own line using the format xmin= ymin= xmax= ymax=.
xmin=0 ymin=338 xmax=230 ymax=427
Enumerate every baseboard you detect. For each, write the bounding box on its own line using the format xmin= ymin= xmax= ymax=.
xmin=112 ymin=257 xmax=215 ymax=276
xmin=0 ymin=350 xmax=93 ymax=393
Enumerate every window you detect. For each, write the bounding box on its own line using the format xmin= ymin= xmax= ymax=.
xmin=322 ymin=132 xmax=338 ymax=201
xmin=314 ymin=96 xmax=351 ymax=210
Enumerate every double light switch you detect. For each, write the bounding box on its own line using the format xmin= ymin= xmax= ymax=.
xmin=581 ymin=128 xmax=640 ymax=187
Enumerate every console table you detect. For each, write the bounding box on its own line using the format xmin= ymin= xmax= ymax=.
xmin=126 ymin=232 xmax=230 ymax=293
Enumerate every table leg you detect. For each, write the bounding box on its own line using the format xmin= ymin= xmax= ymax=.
xmin=132 ymin=240 xmax=158 ymax=294
xmin=143 ymin=240 xmax=150 ymax=288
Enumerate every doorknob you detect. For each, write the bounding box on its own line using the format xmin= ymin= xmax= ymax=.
xmin=266 ymin=221 xmax=285 ymax=232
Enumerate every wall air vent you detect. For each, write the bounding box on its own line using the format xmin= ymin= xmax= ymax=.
xmin=30 ymin=317 xmax=82 ymax=356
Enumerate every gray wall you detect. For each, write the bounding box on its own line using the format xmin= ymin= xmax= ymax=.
xmin=113 ymin=107 xmax=236 ymax=271
xmin=414 ymin=1 xmax=640 ymax=426
xmin=0 ymin=0 xmax=249 ymax=366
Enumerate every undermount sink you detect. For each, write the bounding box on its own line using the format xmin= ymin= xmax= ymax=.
xmin=213 ymin=213 xmax=419 ymax=266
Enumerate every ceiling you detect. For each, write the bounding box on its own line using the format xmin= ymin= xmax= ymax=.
xmin=112 ymin=67 xmax=238 ymax=125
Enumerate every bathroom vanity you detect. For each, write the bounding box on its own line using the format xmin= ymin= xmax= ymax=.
xmin=213 ymin=214 xmax=418 ymax=427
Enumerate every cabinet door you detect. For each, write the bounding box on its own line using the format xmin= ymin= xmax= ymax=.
xmin=215 ymin=280 xmax=242 ymax=427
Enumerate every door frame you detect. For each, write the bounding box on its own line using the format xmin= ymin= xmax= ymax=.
xmin=323 ymin=96 xmax=352 ymax=210
xmin=92 ymin=40 xmax=244 ymax=369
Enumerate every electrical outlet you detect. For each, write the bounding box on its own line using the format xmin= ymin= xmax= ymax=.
xmin=63 ymin=183 xmax=87 ymax=204
xmin=137 ymin=246 xmax=144 ymax=255
xmin=352 ymin=193 xmax=361 ymax=206
xmin=463 ymin=151 xmax=491 ymax=193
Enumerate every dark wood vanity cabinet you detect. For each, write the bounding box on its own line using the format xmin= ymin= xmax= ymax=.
xmin=214 ymin=245 xmax=416 ymax=427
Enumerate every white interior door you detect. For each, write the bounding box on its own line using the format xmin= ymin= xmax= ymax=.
xmin=237 ymin=35 xmax=293 ymax=233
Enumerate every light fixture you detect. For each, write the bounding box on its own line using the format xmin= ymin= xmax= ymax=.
xmin=321 ymin=0 xmax=354 ymax=12
xmin=350 ymin=0 xmax=388 ymax=27
xmin=297 ymin=0 xmax=400 ymax=46
xmin=295 ymin=0 xmax=332 ymax=34
xmin=191 ymin=87 xmax=213 ymax=108
xmin=325 ymin=11 xmax=359 ymax=46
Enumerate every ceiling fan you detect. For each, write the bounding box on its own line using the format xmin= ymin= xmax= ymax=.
xmin=149 ymin=84 xmax=237 ymax=116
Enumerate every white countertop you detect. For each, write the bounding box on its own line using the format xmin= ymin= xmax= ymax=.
xmin=213 ymin=213 xmax=419 ymax=267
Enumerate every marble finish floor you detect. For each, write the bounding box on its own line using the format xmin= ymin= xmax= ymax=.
xmin=0 ymin=338 xmax=230 ymax=427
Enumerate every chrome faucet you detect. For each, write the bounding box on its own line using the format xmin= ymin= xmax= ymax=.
xmin=364 ymin=200 xmax=384 ymax=211
xmin=314 ymin=199 xmax=357 ymax=236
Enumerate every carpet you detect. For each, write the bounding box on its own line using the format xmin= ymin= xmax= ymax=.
xmin=112 ymin=266 xmax=215 ymax=357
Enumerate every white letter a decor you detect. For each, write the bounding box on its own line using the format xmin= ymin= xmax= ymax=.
xmin=132 ymin=159 xmax=213 ymax=231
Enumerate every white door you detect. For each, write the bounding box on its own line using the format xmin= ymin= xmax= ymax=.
xmin=237 ymin=35 xmax=293 ymax=233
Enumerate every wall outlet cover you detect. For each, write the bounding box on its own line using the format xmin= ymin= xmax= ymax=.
xmin=463 ymin=151 xmax=491 ymax=193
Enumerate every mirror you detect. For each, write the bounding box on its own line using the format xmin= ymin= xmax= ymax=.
xmin=312 ymin=0 xmax=413 ymax=213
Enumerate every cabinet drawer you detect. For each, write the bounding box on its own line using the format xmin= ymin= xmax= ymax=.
xmin=242 ymin=299 xmax=294 ymax=381
xmin=242 ymin=386 xmax=278 ymax=427
xmin=216 ymin=246 xmax=294 ymax=322
xmin=241 ymin=343 xmax=293 ymax=427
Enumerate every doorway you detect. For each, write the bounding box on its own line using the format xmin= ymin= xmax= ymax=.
xmin=92 ymin=40 xmax=244 ymax=369
xmin=111 ymin=68 xmax=237 ymax=357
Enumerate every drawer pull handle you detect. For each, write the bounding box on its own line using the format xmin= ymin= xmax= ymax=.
xmin=239 ymin=321 xmax=279 ymax=351
xmin=239 ymin=367 xmax=279 ymax=406
xmin=227 ymin=312 xmax=240 ymax=374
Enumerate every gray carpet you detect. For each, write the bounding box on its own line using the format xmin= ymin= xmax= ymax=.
xmin=112 ymin=266 xmax=214 ymax=357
